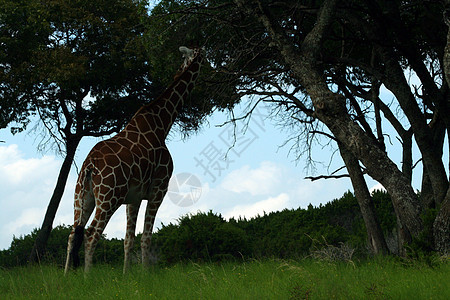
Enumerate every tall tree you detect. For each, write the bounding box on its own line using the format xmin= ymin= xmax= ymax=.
xmin=146 ymin=0 xmax=449 ymax=253
xmin=1 ymin=0 xmax=159 ymax=262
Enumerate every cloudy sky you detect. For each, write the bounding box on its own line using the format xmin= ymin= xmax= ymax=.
xmin=0 ymin=101 xmax=391 ymax=250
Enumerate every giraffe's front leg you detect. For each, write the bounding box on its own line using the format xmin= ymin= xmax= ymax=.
xmin=123 ymin=202 xmax=140 ymax=274
xmin=141 ymin=199 xmax=164 ymax=267
xmin=140 ymin=148 xmax=172 ymax=267
xmin=141 ymin=176 xmax=170 ymax=267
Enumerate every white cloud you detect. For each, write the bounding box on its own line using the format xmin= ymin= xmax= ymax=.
xmin=220 ymin=161 xmax=283 ymax=196
xmin=0 ymin=145 xmax=58 ymax=185
xmin=0 ymin=144 xmax=75 ymax=249
xmin=4 ymin=207 xmax=46 ymax=237
xmin=0 ymin=144 xmax=21 ymax=162
xmin=223 ymin=193 xmax=289 ymax=219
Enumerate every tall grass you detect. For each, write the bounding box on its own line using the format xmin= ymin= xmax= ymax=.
xmin=1 ymin=257 xmax=448 ymax=299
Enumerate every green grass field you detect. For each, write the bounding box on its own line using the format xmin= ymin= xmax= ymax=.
xmin=1 ymin=257 xmax=448 ymax=299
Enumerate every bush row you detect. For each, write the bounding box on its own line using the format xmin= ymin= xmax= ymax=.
xmin=0 ymin=190 xmax=396 ymax=267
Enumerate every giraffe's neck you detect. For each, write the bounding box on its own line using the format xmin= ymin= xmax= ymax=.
xmin=124 ymin=55 xmax=202 ymax=144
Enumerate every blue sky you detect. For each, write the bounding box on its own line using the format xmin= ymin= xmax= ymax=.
xmin=0 ymin=99 xmax=366 ymax=250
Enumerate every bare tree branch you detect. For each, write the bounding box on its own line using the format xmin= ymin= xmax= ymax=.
xmin=305 ymin=173 xmax=350 ymax=181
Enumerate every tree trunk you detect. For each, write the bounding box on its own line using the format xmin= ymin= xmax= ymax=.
xmin=29 ymin=137 xmax=80 ymax=263
xmin=339 ymin=143 xmax=389 ymax=255
xmin=421 ymin=165 xmax=435 ymax=209
xmin=420 ymin=118 xmax=446 ymax=208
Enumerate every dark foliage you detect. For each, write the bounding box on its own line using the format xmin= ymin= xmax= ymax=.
xmin=0 ymin=190 xmax=398 ymax=268
xmin=153 ymin=211 xmax=251 ymax=263
xmin=0 ymin=225 xmax=123 ymax=268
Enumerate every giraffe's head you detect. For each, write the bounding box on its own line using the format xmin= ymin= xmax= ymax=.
xmin=179 ymin=46 xmax=202 ymax=70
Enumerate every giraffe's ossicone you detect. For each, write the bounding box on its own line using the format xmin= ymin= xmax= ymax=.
xmin=65 ymin=46 xmax=203 ymax=274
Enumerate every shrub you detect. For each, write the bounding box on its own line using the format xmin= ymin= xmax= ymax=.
xmin=154 ymin=211 xmax=250 ymax=263
xmin=0 ymin=190 xmax=400 ymax=267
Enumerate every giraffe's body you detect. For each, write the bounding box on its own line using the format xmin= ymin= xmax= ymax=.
xmin=65 ymin=47 xmax=203 ymax=273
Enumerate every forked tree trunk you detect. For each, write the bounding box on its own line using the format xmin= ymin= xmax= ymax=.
xmin=29 ymin=137 xmax=80 ymax=263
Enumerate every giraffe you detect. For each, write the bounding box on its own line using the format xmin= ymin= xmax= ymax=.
xmin=64 ymin=46 xmax=203 ymax=274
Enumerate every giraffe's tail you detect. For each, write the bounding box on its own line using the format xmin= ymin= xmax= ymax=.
xmin=71 ymin=225 xmax=84 ymax=268
xmin=70 ymin=165 xmax=95 ymax=268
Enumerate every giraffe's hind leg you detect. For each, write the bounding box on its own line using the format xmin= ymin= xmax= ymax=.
xmin=83 ymin=200 xmax=120 ymax=272
xmin=65 ymin=190 xmax=95 ymax=274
